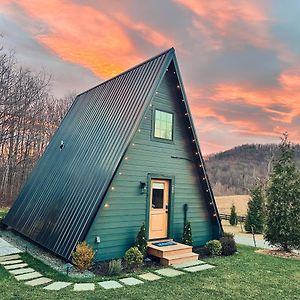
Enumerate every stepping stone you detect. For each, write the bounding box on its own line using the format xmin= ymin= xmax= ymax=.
xmin=119 ymin=277 xmax=144 ymax=286
xmin=15 ymin=271 xmax=42 ymax=281
xmin=0 ymin=259 xmax=23 ymax=265
xmin=4 ymin=263 xmax=28 ymax=270
xmin=9 ymin=267 xmax=35 ymax=275
xmin=44 ymin=281 xmax=72 ymax=291
xmin=98 ymin=280 xmax=123 ymax=289
xmin=25 ymin=277 xmax=52 ymax=286
xmin=173 ymin=260 xmax=205 ymax=269
xmin=0 ymin=254 xmax=21 ymax=262
xmin=183 ymin=264 xmax=215 ymax=273
xmin=155 ymin=268 xmax=184 ymax=277
xmin=73 ymin=283 xmax=95 ymax=291
xmin=138 ymin=272 xmax=161 ymax=281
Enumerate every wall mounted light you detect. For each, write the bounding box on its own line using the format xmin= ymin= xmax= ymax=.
xmin=60 ymin=140 xmax=64 ymax=150
xmin=140 ymin=182 xmax=147 ymax=194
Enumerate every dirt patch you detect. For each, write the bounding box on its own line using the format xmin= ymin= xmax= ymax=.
xmin=215 ymin=195 xmax=250 ymax=216
xmin=256 ymin=249 xmax=300 ymax=260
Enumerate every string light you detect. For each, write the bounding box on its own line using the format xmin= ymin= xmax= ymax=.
xmin=111 ymin=187 xmax=115 ymax=191
xmin=195 ymin=152 xmax=198 ymax=155
xmin=119 ymin=172 xmax=122 ymax=175
xmin=125 ymin=157 xmax=128 ymax=160
xmin=132 ymin=143 xmax=135 ymax=146
xmin=155 ymin=91 xmax=158 ymax=94
xmin=192 ymin=139 xmax=195 ymax=142
xmin=104 ymin=203 xmax=109 ymax=208
xmin=210 ymin=202 xmax=213 ymax=205
xmin=177 ymin=85 xmax=180 ymax=89
xmin=173 ymin=71 xmax=176 ymax=74
xmin=182 ymin=99 xmax=184 ymax=102
xmin=150 ymin=104 xmax=152 ymax=107
xmin=199 ymin=164 xmax=203 ymax=167
xmin=203 ymin=177 xmax=206 ymax=180
xmin=138 ymin=129 xmax=141 ymax=132
xmin=166 ymin=68 xmax=169 ymax=71
xmin=185 ymin=113 xmax=188 ymax=116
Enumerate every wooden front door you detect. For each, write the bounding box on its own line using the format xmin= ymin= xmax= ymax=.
xmin=149 ymin=179 xmax=169 ymax=240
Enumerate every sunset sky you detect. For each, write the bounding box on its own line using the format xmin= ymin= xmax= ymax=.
xmin=1 ymin=0 xmax=299 ymax=154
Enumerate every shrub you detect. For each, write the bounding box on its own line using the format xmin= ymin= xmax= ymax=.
xmin=222 ymin=232 xmax=234 ymax=238
xmin=229 ymin=204 xmax=238 ymax=226
xmin=71 ymin=241 xmax=95 ymax=272
xmin=134 ymin=223 xmax=148 ymax=257
xmin=107 ymin=259 xmax=123 ymax=276
xmin=124 ymin=246 xmax=143 ymax=270
xmin=205 ymin=240 xmax=222 ymax=256
xmin=182 ymin=221 xmax=193 ymax=246
xmin=220 ymin=236 xmax=237 ymax=256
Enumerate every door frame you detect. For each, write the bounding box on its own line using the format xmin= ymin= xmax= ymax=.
xmin=146 ymin=173 xmax=175 ymax=240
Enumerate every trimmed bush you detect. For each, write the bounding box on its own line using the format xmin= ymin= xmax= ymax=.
xmin=135 ymin=223 xmax=148 ymax=257
xmin=71 ymin=241 xmax=95 ymax=272
xmin=107 ymin=259 xmax=122 ymax=276
xmin=182 ymin=221 xmax=193 ymax=246
xmin=229 ymin=204 xmax=238 ymax=226
xmin=220 ymin=236 xmax=237 ymax=256
xmin=124 ymin=246 xmax=143 ymax=270
xmin=205 ymin=240 xmax=222 ymax=256
xmin=222 ymin=232 xmax=234 ymax=238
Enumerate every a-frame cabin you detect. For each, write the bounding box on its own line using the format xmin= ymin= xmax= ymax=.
xmin=4 ymin=48 xmax=222 ymax=262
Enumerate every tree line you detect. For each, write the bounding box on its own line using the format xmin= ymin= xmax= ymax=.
xmin=0 ymin=45 xmax=74 ymax=207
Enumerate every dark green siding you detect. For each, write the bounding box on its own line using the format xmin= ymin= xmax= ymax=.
xmin=86 ymin=67 xmax=213 ymax=261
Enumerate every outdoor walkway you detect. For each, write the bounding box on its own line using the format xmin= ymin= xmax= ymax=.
xmin=235 ymin=235 xmax=273 ymax=249
xmin=0 ymin=239 xmax=216 ymax=292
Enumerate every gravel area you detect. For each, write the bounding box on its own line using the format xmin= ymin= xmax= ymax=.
xmin=0 ymin=228 xmax=94 ymax=278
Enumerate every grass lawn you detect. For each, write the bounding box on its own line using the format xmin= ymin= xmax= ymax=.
xmin=0 ymin=245 xmax=299 ymax=300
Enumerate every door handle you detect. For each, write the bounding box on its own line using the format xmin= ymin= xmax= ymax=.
xmin=165 ymin=204 xmax=168 ymax=210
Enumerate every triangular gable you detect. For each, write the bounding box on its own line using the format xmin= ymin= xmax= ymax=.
xmin=4 ymin=49 xmax=174 ymax=259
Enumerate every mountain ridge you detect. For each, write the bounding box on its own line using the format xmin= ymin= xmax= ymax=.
xmin=204 ymin=143 xmax=300 ymax=196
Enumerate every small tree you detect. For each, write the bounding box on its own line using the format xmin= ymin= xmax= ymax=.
xmin=229 ymin=204 xmax=238 ymax=226
xmin=182 ymin=221 xmax=193 ymax=245
xmin=265 ymin=133 xmax=300 ymax=251
xmin=134 ymin=223 xmax=147 ymax=257
xmin=71 ymin=241 xmax=95 ymax=272
xmin=245 ymin=180 xmax=265 ymax=234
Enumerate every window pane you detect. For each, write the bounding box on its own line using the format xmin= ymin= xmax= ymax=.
xmin=152 ymin=188 xmax=164 ymax=209
xmin=154 ymin=110 xmax=173 ymax=140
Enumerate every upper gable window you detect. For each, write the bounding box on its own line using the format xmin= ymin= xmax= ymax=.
xmin=154 ymin=109 xmax=173 ymax=141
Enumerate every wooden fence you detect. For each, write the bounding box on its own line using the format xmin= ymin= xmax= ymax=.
xmin=219 ymin=213 xmax=246 ymax=223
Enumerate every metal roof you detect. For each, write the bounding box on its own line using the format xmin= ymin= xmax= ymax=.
xmin=4 ymin=47 xmax=222 ymax=259
xmin=4 ymin=48 xmax=173 ymax=259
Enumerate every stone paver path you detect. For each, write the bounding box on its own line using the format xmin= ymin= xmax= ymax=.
xmin=183 ymin=264 xmax=215 ymax=273
xmin=15 ymin=271 xmax=42 ymax=281
xmin=44 ymin=281 xmax=72 ymax=291
xmin=0 ymin=259 xmax=23 ymax=265
xmin=0 ymin=254 xmax=21 ymax=262
xmin=9 ymin=267 xmax=35 ymax=275
xmin=119 ymin=277 xmax=144 ymax=286
xmin=25 ymin=277 xmax=52 ymax=286
xmin=155 ymin=268 xmax=184 ymax=277
xmin=138 ymin=272 xmax=161 ymax=281
xmin=0 ymin=238 xmax=218 ymax=293
xmin=0 ymin=238 xmax=22 ymax=256
xmin=4 ymin=263 xmax=28 ymax=270
xmin=74 ymin=283 xmax=95 ymax=291
xmin=173 ymin=260 xmax=205 ymax=269
xmin=99 ymin=280 xmax=123 ymax=289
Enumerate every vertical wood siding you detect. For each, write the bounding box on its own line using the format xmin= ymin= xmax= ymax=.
xmin=86 ymin=65 xmax=213 ymax=261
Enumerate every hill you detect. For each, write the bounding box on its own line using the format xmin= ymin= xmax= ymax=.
xmin=205 ymin=143 xmax=300 ymax=196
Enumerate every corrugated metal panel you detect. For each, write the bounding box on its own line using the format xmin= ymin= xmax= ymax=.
xmin=4 ymin=48 xmax=173 ymax=259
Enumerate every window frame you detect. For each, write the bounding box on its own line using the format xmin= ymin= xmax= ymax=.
xmin=152 ymin=107 xmax=175 ymax=143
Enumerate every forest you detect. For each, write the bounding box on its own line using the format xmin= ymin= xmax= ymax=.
xmin=0 ymin=45 xmax=74 ymax=206
xmin=206 ymin=143 xmax=300 ymax=196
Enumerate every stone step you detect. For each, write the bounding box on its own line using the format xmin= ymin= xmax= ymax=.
xmin=160 ymin=252 xmax=199 ymax=266
xmin=4 ymin=263 xmax=28 ymax=270
xmin=0 ymin=259 xmax=23 ymax=265
xmin=25 ymin=277 xmax=52 ymax=286
xmin=9 ymin=267 xmax=35 ymax=275
xmin=0 ymin=254 xmax=21 ymax=262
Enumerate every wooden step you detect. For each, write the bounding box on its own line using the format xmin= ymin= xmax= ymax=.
xmin=147 ymin=242 xmax=192 ymax=258
xmin=160 ymin=252 xmax=199 ymax=266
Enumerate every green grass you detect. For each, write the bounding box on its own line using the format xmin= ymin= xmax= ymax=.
xmin=0 ymin=245 xmax=299 ymax=300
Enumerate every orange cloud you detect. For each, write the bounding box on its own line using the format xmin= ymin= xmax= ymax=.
xmin=186 ymin=66 xmax=300 ymax=142
xmin=2 ymin=0 xmax=172 ymax=79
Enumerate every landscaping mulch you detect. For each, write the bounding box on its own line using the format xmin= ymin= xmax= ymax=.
xmin=256 ymin=249 xmax=300 ymax=260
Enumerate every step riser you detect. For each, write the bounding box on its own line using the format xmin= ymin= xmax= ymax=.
xmin=161 ymin=255 xmax=199 ymax=266
xmin=148 ymin=247 xmax=192 ymax=258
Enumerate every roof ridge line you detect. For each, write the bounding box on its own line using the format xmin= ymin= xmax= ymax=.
xmin=76 ymin=47 xmax=174 ymax=98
